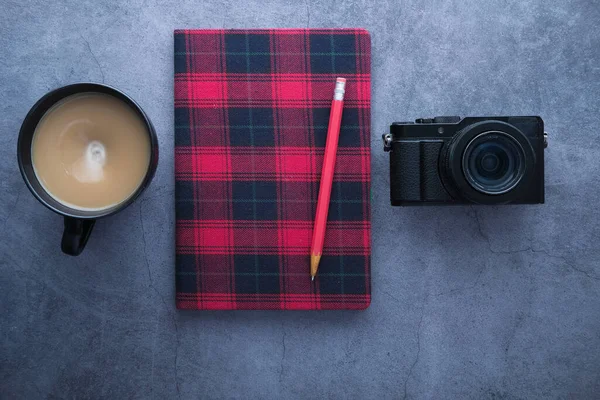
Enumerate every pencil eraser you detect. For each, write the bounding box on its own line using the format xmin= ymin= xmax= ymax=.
xmin=334 ymin=78 xmax=346 ymax=100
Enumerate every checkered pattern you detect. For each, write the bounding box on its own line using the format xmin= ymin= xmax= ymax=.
xmin=174 ymin=29 xmax=371 ymax=310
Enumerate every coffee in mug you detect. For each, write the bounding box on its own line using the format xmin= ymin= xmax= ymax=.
xmin=31 ymin=93 xmax=151 ymax=211
xmin=18 ymin=83 xmax=158 ymax=256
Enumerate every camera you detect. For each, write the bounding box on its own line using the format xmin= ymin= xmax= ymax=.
xmin=383 ymin=116 xmax=546 ymax=205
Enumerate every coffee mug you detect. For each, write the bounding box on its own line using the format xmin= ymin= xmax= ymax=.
xmin=17 ymin=83 xmax=159 ymax=256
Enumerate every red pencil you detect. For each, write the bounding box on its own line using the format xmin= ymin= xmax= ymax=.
xmin=311 ymin=77 xmax=346 ymax=280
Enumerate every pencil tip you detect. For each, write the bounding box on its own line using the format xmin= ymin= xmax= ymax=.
xmin=311 ymin=276 xmax=314 ymax=281
xmin=310 ymin=254 xmax=321 ymax=281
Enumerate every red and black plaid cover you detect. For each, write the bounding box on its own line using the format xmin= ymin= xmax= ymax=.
xmin=174 ymin=29 xmax=371 ymax=310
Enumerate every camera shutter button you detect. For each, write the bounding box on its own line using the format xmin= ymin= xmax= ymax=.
xmin=415 ymin=118 xmax=434 ymax=124
xmin=433 ymin=116 xmax=461 ymax=123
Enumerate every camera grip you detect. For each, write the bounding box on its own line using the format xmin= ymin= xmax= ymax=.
xmin=391 ymin=142 xmax=422 ymax=202
xmin=390 ymin=141 xmax=451 ymax=204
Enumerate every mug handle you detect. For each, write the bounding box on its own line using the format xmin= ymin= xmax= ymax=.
xmin=61 ymin=217 xmax=95 ymax=256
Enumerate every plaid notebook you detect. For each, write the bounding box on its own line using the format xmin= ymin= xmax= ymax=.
xmin=174 ymin=29 xmax=371 ymax=310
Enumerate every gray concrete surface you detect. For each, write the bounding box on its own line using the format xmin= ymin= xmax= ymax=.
xmin=1 ymin=0 xmax=599 ymax=398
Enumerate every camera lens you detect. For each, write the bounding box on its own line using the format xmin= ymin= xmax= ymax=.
xmin=462 ymin=131 xmax=526 ymax=195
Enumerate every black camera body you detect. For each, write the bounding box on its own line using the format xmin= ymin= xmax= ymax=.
xmin=383 ymin=116 xmax=545 ymax=206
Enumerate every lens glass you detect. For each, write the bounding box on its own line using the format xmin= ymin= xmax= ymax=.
xmin=462 ymin=131 xmax=525 ymax=195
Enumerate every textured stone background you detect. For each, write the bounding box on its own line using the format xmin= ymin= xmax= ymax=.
xmin=1 ymin=0 xmax=599 ymax=398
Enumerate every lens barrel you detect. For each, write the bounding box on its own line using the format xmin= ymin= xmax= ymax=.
xmin=441 ymin=120 xmax=536 ymax=204
xmin=462 ymin=131 xmax=526 ymax=195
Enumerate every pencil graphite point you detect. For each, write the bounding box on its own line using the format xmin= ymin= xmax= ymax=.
xmin=310 ymin=254 xmax=321 ymax=279
xmin=311 ymin=276 xmax=314 ymax=282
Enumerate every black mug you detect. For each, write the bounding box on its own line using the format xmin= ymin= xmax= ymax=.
xmin=17 ymin=83 xmax=159 ymax=256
